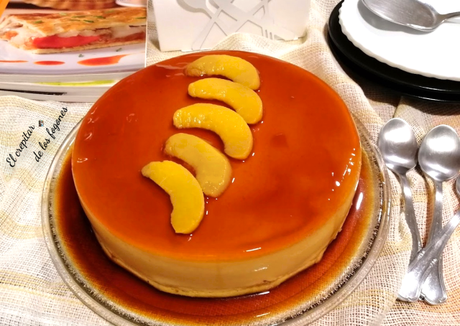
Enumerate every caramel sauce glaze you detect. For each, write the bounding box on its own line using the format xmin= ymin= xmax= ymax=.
xmin=71 ymin=51 xmax=362 ymax=261
xmin=55 ymin=148 xmax=374 ymax=324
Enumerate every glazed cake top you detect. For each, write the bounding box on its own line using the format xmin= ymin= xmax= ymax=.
xmin=72 ymin=51 xmax=361 ymax=261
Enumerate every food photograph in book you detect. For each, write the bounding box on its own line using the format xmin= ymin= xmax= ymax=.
xmin=0 ymin=0 xmax=147 ymax=75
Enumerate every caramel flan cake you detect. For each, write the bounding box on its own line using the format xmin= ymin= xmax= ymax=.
xmin=71 ymin=51 xmax=362 ymax=298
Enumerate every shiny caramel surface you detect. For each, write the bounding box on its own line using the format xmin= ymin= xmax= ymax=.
xmin=72 ymin=51 xmax=361 ymax=260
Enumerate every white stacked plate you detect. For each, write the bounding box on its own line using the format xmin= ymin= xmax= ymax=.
xmin=339 ymin=0 xmax=460 ymax=82
xmin=327 ymin=0 xmax=460 ymax=102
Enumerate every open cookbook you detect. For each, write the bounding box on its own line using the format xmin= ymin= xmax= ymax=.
xmin=0 ymin=0 xmax=310 ymax=102
xmin=0 ymin=0 xmax=147 ymax=102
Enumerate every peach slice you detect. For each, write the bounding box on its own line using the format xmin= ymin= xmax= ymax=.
xmin=165 ymin=133 xmax=232 ymax=197
xmin=173 ymin=103 xmax=253 ymax=160
xmin=141 ymin=160 xmax=204 ymax=234
xmin=185 ymin=55 xmax=260 ymax=90
xmin=188 ymin=78 xmax=263 ymax=124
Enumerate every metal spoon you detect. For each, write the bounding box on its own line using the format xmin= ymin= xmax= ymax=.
xmin=412 ymin=125 xmax=460 ymax=304
xmin=362 ymin=0 xmax=460 ymax=32
xmin=378 ymin=118 xmax=422 ymax=263
xmin=398 ymin=176 xmax=460 ymax=302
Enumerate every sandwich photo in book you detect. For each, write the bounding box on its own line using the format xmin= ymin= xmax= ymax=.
xmin=0 ymin=0 xmax=146 ymax=76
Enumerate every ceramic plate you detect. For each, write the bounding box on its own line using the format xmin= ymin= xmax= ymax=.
xmin=42 ymin=52 xmax=390 ymax=326
xmin=339 ymin=0 xmax=460 ymax=82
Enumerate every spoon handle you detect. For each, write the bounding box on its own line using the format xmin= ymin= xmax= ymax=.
xmin=399 ymin=173 xmax=422 ymax=263
xmin=398 ymin=210 xmax=460 ymax=302
xmin=420 ymin=181 xmax=447 ymax=304
xmin=441 ymin=11 xmax=460 ymax=22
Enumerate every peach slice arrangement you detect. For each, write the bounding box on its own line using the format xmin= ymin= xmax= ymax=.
xmin=142 ymin=55 xmax=263 ymax=234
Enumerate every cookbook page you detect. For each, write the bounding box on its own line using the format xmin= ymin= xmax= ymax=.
xmin=0 ymin=0 xmax=147 ymax=84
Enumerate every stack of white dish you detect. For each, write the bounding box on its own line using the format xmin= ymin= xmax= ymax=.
xmin=339 ymin=0 xmax=460 ymax=82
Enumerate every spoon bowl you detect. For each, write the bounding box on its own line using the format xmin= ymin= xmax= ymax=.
xmin=418 ymin=125 xmax=460 ymax=182
xmin=362 ymin=0 xmax=460 ymax=32
xmin=378 ymin=118 xmax=418 ymax=174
